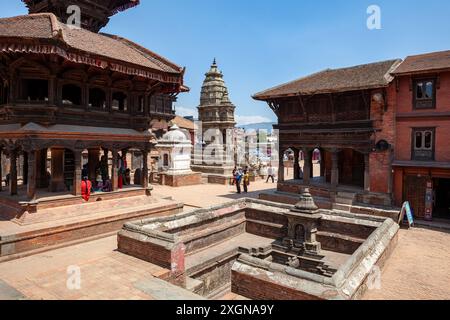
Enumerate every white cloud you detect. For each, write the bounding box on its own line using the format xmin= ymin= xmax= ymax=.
xmin=235 ymin=115 xmax=272 ymax=126
xmin=175 ymin=106 xmax=197 ymax=118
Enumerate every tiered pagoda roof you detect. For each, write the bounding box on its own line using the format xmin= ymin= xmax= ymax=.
xmin=0 ymin=12 xmax=187 ymax=90
xmin=22 ymin=0 xmax=141 ymax=32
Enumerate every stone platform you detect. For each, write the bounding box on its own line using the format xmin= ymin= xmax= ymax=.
xmin=0 ymin=188 xmax=183 ymax=259
xmin=156 ymin=172 xmax=203 ymax=187
xmin=259 ymin=183 xmax=400 ymax=221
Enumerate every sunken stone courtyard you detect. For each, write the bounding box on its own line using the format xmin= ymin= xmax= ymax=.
xmin=118 ymin=189 xmax=399 ymax=300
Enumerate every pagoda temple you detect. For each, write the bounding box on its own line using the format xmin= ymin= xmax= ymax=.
xmin=191 ymin=59 xmax=236 ymax=184
xmin=0 ymin=0 xmax=187 ymax=255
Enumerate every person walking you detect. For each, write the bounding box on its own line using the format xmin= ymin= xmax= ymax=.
xmin=235 ymin=169 xmax=242 ymax=194
xmin=266 ymin=165 xmax=275 ymax=183
xmin=243 ymin=170 xmax=250 ymax=193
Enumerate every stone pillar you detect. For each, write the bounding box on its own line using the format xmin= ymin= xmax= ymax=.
xmin=73 ymin=150 xmax=82 ymax=196
xmin=88 ymin=148 xmax=100 ymax=181
xmin=27 ymin=150 xmax=37 ymax=201
xmin=9 ymin=149 xmax=18 ymax=196
xmin=111 ymin=150 xmax=119 ymax=191
xmin=331 ymin=150 xmax=339 ymax=189
xmin=364 ymin=153 xmax=370 ymax=192
xmin=303 ymin=149 xmax=312 ymax=185
xmin=294 ymin=149 xmax=300 ymax=180
xmin=278 ymin=152 xmax=285 ymax=182
xmin=50 ymin=148 xmax=65 ymax=192
xmin=142 ymin=150 xmax=149 ymax=189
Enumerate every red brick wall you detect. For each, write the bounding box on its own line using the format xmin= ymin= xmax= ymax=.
xmin=369 ymin=86 xmax=396 ymax=194
xmin=395 ymin=72 xmax=450 ymax=162
xmin=231 ymin=271 xmax=322 ymax=300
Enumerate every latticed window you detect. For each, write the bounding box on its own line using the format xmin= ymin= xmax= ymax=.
xmin=412 ymin=128 xmax=435 ymax=161
xmin=414 ymin=79 xmax=435 ymax=109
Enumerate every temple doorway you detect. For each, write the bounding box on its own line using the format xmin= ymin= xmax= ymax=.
xmin=338 ymin=149 xmax=364 ymax=188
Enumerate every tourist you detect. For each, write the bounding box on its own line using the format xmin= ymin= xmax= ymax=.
xmin=266 ymin=166 xmax=275 ymax=183
xmin=5 ymin=173 xmax=10 ymax=186
xmin=231 ymin=167 xmax=237 ymax=185
xmin=235 ymin=169 xmax=242 ymax=194
xmin=81 ymin=176 xmax=92 ymax=202
xmin=243 ymin=170 xmax=250 ymax=193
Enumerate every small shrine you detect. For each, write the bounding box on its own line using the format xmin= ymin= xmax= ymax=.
xmin=155 ymin=124 xmax=202 ymax=187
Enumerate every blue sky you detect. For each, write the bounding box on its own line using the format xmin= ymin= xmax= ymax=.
xmin=3 ymin=0 xmax=450 ymax=125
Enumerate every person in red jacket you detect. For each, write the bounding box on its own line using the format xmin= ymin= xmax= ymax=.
xmin=81 ymin=176 xmax=92 ymax=202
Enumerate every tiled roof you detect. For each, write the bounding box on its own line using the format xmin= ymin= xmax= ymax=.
xmin=253 ymin=59 xmax=402 ymax=100
xmin=0 ymin=13 xmax=184 ymax=83
xmin=172 ymin=115 xmax=195 ymax=131
xmin=392 ymin=50 xmax=450 ymax=75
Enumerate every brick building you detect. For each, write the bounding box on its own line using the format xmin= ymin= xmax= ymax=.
xmin=392 ymin=50 xmax=450 ymax=220
xmin=253 ymin=60 xmax=402 ymax=208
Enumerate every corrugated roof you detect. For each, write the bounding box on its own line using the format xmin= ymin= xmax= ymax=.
xmin=253 ymin=59 xmax=402 ymax=100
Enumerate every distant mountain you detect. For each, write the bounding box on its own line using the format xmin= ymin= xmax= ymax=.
xmin=238 ymin=122 xmax=277 ymax=131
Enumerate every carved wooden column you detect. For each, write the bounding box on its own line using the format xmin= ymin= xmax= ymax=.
xmin=364 ymin=153 xmax=370 ymax=192
xmin=9 ymin=149 xmax=18 ymax=196
xmin=27 ymin=150 xmax=37 ymax=201
xmin=50 ymin=148 xmax=65 ymax=192
xmin=331 ymin=149 xmax=339 ymax=189
xmin=111 ymin=150 xmax=119 ymax=191
xmin=294 ymin=149 xmax=300 ymax=180
xmin=88 ymin=148 xmax=100 ymax=181
xmin=278 ymin=151 xmax=285 ymax=182
xmin=142 ymin=150 xmax=149 ymax=189
xmin=36 ymin=149 xmax=49 ymax=188
xmin=0 ymin=148 xmax=3 ymax=192
xmin=49 ymin=75 xmax=56 ymax=105
xmin=22 ymin=152 xmax=28 ymax=186
xmin=303 ymin=148 xmax=312 ymax=185
xmin=73 ymin=150 xmax=82 ymax=196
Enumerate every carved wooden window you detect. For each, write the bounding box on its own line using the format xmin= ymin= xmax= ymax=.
xmin=89 ymin=88 xmax=106 ymax=110
xmin=412 ymin=128 xmax=435 ymax=161
xmin=20 ymin=79 xmax=49 ymax=102
xmin=62 ymin=84 xmax=82 ymax=106
xmin=414 ymin=79 xmax=435 ymax=109
xmin=112 ymin=91 xmax=128 ymax=112
xmin=0 ymin=81 xmax=7 ymax=105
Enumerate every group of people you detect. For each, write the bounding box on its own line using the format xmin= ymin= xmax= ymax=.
xmin=232 ymin=167 xmax=250 ymax=194
xmin=81 ymin=154 xmax=131 ymax=202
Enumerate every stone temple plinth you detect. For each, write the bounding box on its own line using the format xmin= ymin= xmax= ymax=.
xmin=156 ymin=124 xmax=202 ymax=187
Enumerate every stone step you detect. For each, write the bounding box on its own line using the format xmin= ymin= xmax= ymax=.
xmin=332 ymin=203 xmax=351 ymax=212
xmin=334 ymin=197 xmax=354 ymax=205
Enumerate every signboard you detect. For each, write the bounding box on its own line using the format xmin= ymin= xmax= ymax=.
xmin=424 ymin=181 xmax=433 ymax=221
xmin=398 ymin=201 xmax=414 ymax=228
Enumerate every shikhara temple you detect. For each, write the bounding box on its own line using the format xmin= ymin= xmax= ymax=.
xmin=0 ymin=0 xmax=187 ymax=199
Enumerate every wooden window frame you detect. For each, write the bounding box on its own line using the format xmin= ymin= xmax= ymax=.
xmin=411 ymin=127 xmax=436 ymax=161
xmin=413 ymin=78 xmax=436 ymax=110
